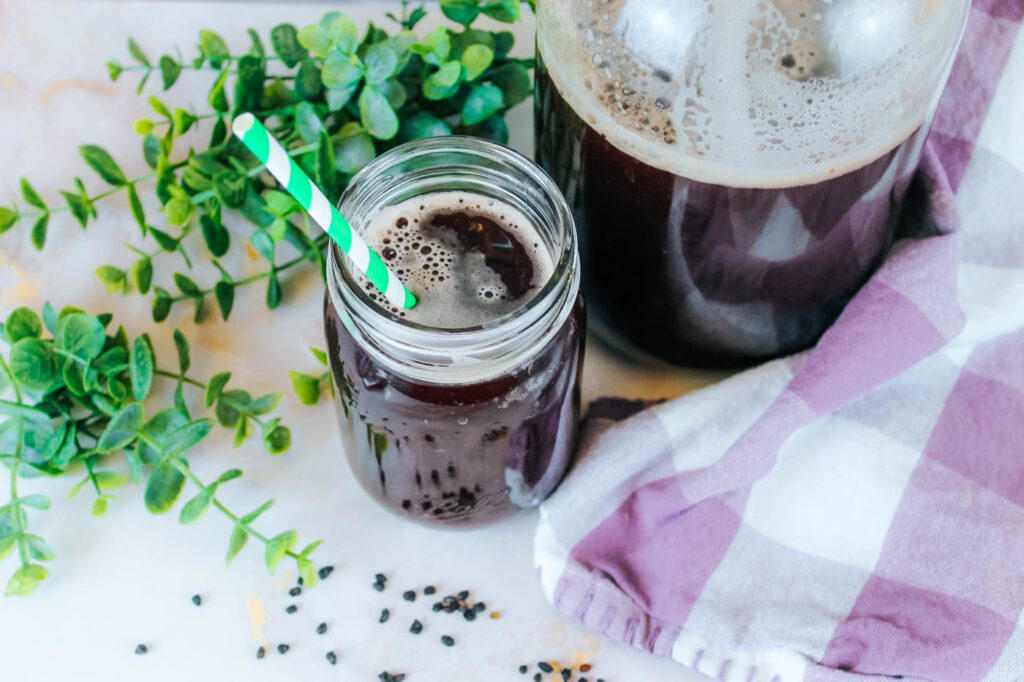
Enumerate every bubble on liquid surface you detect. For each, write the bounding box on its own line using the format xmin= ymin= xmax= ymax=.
xmin=358 ymin=191 xmax=555 ymax=329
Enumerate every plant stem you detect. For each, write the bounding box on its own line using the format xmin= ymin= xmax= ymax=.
xmin=152 ymin=369 xmax=267 ymax=427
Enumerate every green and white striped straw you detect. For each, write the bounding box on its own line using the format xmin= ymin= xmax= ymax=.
xmin=232 ymin=113 xmax=417 ymax=310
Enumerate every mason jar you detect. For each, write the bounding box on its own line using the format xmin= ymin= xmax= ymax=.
xmin=324 ymin=137 xmax=585 ymax=527
xmin=536 ymin=0 xmax=970 ymax=368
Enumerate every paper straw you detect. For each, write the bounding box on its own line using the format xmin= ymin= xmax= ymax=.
xmin=232 ymin=113 xmax=417 ymax=310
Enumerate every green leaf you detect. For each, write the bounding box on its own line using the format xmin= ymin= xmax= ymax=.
xmin=97 ymin=403 xmax=143 ymax=452
xmin=179 ymin=489 xmax=214 ymax=524
xmin=209 ymin=67 xmax=230 ymax=113
xmin=270 ymin=24 xmax=306 ymax=67
xmin=247 ymin=28 xmax=265 ymax=57
xmin=462 ymin=84 xmax=505 ymax=126
xmin=92 ymin=498 xmax=108 ymax=517
xmin=216 ymin=469 xmax=243 ymax=486
xmin=174 ymin=109 xmax=198 ymax=136
xmin=441 ymin=0 xmax=482 ymax=25
xmin=5 ymin=307 xmax=42 ymax=343
xmin=310 ymin=347 xmax=328 ymax=365
xmin=215 ymin=389 xmax=249 ymax=427
xmin=413 ymin=27 xmax=453 ymax=63
xmin=173 ymin=329 xmax=191 ymax=374
xmin=0 ymin=206 xmax=17 ymax=234
xmin=232 ymin=415 xmax=249 ymax=448
xmin=213 ymin=171 xmax=247 ymax=208
xmin=94 ymin=471 xmax=130 ymax=491
xmin=289 ymin=371 xmax=321 ymax=406
xmin=164 ymin=419 xmax=212 ymax=454
xmin=325 ymin=14 xmax=359 ymax=54
xmin=204 ymin=372 xmax=231 ymax=408
xmin=335 ymin=130 xmax=376 ymax=174
xmin=20 ymin=178 xmax=45 ymax=209
xmin=150 ymin=227 xmax=179 ymax=252
xmin=61 ymin=191 xmax=90 ymax=228
xmin=106 ymin=60 xmax=123 ymax=81
xmin=125 ymin=184 xmax=146 ymax=235
xmin=159 ymin=55 xmax=182 ymax=90
xmin=200 ymin=214 xmax=230 ymax=257
xmin=264 ymin=530 xmax=297 ymax=573
xmin=134 ymin=118 xmax=154 ymax=136
xmin=128 ymin=37 xmax=151 ymax=66
xmin=321 ymin=51 xmax=362 ymax=92
xmin=130 ymin=257 xmax=153 ymax=295
xmin=294 ymin=101 xmax=325 ymax=145
xmin=41 ymin=302 xmax=58 ymax=334
xmin=461 ymin=44 xmax=494 ymax=81
xmin=174 ymin=273 xmax=202 ymax=297
xmin=29 ymin=214 xmax=48 ymax=250
xmin=130 ymin=335 xmax=154 ymax=401
xmin=248 ymin=393 xmax=281 ymax=415
xmin=241 ymin=499 xmax=274 ymax=525
xmin=233 ymin=55 xmax=265 ymax=116
xmin=264 ymin=424 xmax=291 ymax=455
xmin=295 ymin=59 xmax=323 ymax=101
xmin=358 ymin=85 xmax=399 ymax=140
xmin=490 ymin=62 xmax=532 ymax=106
xmin=144 ymin=461 xmax=185 ymax=514
xmin=298 ymin=539 xmax=323 ymax=558
xmin=5 ymin=563 xmax=48 ymax=597
xmin=482 ymin=0 xmax=522 ymax=22
xmin=226 ymin=525 xmax=248 ymax=564
xmin=18 ymin=495 xmax=50 ymax=510
xmin=56 ymin=313 xmax=106 ymax=361
xmin=25 ymin=535 xmax=55 ymax=562
xmin=95 ymin=265 xmax=128 ymax=295
xmin=80 ymin=145 xmax=127 ymax=186
xmin=250 ymin=229 xmax=275 ymax=263
xmin=152 ymin=289 xmax=173 ymax=323
xmin=297 ymin=24 xmax=331 ymax=58
xmin=0 ymin=399 xmax=51 ymax=422
xmin=297 ymin=557 xmax=317 ymax=587
xmin=143 ymin=134 xmax=162 ymax=169
xmin=423 ymin=61 xmax=463 ymax=100
xmin=0 ymin=537 xmax=15 ymax=562
xmin=266 ymin=271 xmax=282 ymax=309
xmin=198 ymin=29 xmax=230 ymax=61
xmin=365 ymin=43 xmax=399 ymax=85
xmin=398 ymin=113 xmax=453 ymax=142
xmin=209 ymin=280 xmax=234 ymax=321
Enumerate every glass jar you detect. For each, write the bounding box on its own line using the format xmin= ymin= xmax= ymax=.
xmin=324 ymin=137 xmax=585 ymax=527
xmin=536 ymin=0 xmax=970 ymax=368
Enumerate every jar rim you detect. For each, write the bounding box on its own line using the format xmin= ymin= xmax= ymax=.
xmin=326 ymin=136 xmax=580 ymax=383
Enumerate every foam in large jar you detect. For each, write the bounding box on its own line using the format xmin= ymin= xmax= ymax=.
xmin=358 ymin=191 xmax=554 ymax=329
xmin=539 ymin=0 xmax=967 ymax=188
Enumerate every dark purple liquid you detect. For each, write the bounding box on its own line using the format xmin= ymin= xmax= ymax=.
xmin=324 ymin=210 xmax=585 ymax=527
xmin=536 ymin=67 xmax=926 ymax=368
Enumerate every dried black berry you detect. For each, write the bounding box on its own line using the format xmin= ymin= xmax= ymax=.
xmin=297 ymin=577 xmax=304 ymax=586
xmin=373 ymin=581 xmax=386 ymax=592
xmin=580 ymin=678 xmax=589 ymax=682
xmin=277 ymin=644 xmax=290 ymax=654
xmin=285 ymin=604 xmax=298 ymax=614
xmin=432 ymin=602 xmax=442 ymax=612
xmin=539 ymin=662 xmax=554 ymax=673
xmin=534 ymin=674 xmax=542 ymax=682
xmin=318 ymin=565 xmax=334 ymax=580
xmin=134 ymin=644 xmax=148 ymax=655
xmin=410 ymin=619 xmax=423 ymax=635
xmin=256 ymin=646 xmax=266 ymax=659
xmin=289 ymin=587 xmax=302 ymax=597
xmin=457 ymin=590 xmax=469 ymax=600
xmin=474 ymin=602 xmax=486 ymax=613
xmin=424 ymin=585 xmax=436 ymax=595
xmin=326 ymin=651 xmax=337 ymax=665
xmin=441 ymin=635 xmax=455 ymax=647
xmin=375 ymin=573 xmax=387 ymax=583
xmin=463 ymin=609 xmax=476 ymax=622
xmin=562 ymin=670 xmax=572 ymax=680
xmin=191 ymin=594 xmax=202 ymax=606
xmin=519 ymin=665 xmax=529 ymax=674
xmin=316 ymin=622 xmax=328 ymax=635
xmin=379 ymin=608 xmax=390 ymax=623
xmin=403 ymin=590 xmax=416 ymax=602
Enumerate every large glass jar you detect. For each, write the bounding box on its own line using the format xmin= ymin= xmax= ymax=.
xmin=536 ymin=0 xmax=970 ymax=368
xmin=324 ymin=137 xmax=585 ymax=527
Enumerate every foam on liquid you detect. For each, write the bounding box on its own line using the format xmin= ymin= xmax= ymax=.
xmin=360 ymin=191 xmax=554 ymax=329
xmin=539 ymin=0 xmax=966 ymax=188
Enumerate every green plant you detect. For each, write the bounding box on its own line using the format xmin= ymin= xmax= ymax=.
xmin=0 ymin=304 xmax=319 ymax=596
xmin=0 ymin=1 xmax=535 ymax=327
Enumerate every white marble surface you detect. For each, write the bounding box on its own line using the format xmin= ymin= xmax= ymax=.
xmin=0 ymin=1 xmax=717 ymax=680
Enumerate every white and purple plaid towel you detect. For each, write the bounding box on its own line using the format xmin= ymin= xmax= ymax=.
xmin=535 ymin=3 xmax=1024 ymax=680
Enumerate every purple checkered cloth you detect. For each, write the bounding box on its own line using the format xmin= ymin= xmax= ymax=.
xmin=535 ymin=4 xmax=1024 ymax=681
